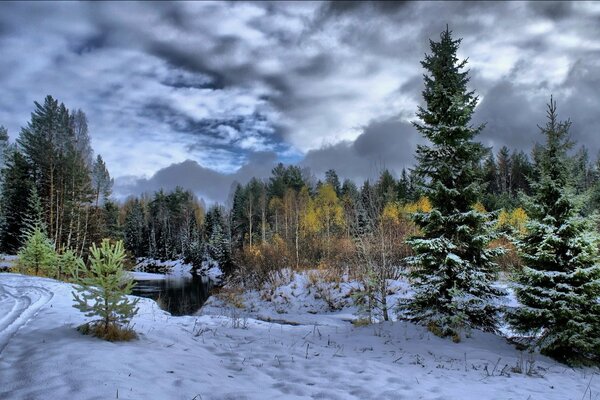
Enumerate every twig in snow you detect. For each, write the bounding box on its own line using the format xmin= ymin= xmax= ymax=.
xmin=305 ymin=343 xmax=310 ymax=359
xmin=581 ymin=376 xmax=593 ymax=400
xmin=491 ymin=358 xmax=501 ymax=376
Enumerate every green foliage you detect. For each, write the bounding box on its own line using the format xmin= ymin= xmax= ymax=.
xmin=91 ymin=154 xmax=113 ymax=207
xmin=17 ymin=227 xmax=57 ymax=276
xmin=21 ymin=185 xmax=45 ymax=239
xmin=508 ymin=98 xmax=600 ymax=364
xmin=0 ymin=150 xmax=34 ymax=253
xmin=58 ymin=248 xmax=85 ymax=282
xmin=399 ymin=27 xmax=504 ymax=338
xmin=72 ymin=240 xmax=139 ymax=340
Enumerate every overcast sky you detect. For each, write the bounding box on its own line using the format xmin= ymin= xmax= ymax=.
xmin=1 ymin=1 xmax=599 ymax=203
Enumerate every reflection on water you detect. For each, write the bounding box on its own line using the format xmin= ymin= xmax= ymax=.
xmin=132 ymin=273 xmax=213 ymax=316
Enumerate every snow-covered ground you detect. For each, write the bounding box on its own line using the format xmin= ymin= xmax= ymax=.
xmin=0 ymin=272 xmax=598 ymax=400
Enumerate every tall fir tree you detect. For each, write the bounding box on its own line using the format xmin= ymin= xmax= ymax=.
xmin=508 ymin=98 xmax=600 ymax=364
xmin=399 ymin=27 xmax=503 ymax=338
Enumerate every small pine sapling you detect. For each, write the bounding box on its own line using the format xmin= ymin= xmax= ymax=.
xmin=16 ymin=226 xmax=57 ymax=276
xmin=58 ymin=248 xmax=85 ymax=282
xmin=72 ymin=239 xmax=139 ymax=341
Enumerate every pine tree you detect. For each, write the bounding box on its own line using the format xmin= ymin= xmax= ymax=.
xmin=204 ymin=205 xmax=233 ymax=274
xmin=72 ymin=240 xmax=139 ymax=340
xmin=0 ymin=125 xmax=10 ymax=174
xmin=58 ymin=248 xmax=85 ymax=282
xmin=17 ymin=226 xmax=57 ymax=276
xmin=91 ymin=154 xmax=113 ymax=207
xmin=0 ymin=150 xmax=34 ymax=253
xmin=497 ymin=146 xmax=512 ymax=195
xmin=22 ymin=185 xmax=45 ymax=238
xmin=123 ymin=198 xmax=147 ymax=257
xmin=325 ymin=169 xmax=341 ymax=196
xmin=508 ymin=98 xmax=600 ymax=364
xmin=399 ymin=27 xmax=504 ymax=338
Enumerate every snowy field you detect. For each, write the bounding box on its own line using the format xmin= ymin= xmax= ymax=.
xmin=0 ymin=272 xmax=598 ymax=400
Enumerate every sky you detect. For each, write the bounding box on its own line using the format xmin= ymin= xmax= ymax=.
xmin=1 ymin=1 xmax=599 ymax=203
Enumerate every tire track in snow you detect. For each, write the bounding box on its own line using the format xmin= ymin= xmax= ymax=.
xmin=0 ymin=283 xmax=53 ymax=356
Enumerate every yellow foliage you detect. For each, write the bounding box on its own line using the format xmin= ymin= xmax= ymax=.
xmin=496 ymin=207 xmax=528 ymax=235
xmin=497 ymin=209 xmax=511 ymax=229
xmin=301 ymin=197 xmax=320 ymax=235
xmin=403 ymin=196 xmax=432 ymax=214
xmin=510 ymin=207 xmax=528 ymax=235
xmin=382 ymin=202 xmax=401 ymax=223
xmin=313 ymin=184 xmax=345 ymax=234
xmin=472 ymin=201 xmax=487 ymax=213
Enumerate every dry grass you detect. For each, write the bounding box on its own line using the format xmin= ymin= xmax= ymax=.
xmin=77 ymin=321 xmax=138 ymax=342
xmin=352 ymin=318 xmax=371 ymax=327
xmin=490 ymin=237 xmax=522 ymax=272
xmin=213 ymin=286 xmax=246 ymax=309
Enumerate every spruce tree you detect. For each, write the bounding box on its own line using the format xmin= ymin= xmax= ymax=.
xmin=72 ymin=240 xmax=139 ymax=340
xmin=399 ymin=27 xmax=503 ymax=338
xmin=123 ymin=199 xmax=147 ymax=257
xmin=508 ymin=98 xmax=600 ymax=364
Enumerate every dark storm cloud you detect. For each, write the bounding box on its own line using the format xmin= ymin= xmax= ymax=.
xmin=475 ymin=55 xmax=600 ymax=156
xmin=301 ymin=118 xmax=422 ymax=182
xmin=1 ymin=1 xmax=600 ymax=202
xmin=116 ymin=152 xmax=278 ymax=204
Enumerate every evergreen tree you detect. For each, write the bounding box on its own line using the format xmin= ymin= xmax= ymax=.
xmin=123 ymin=198 xmax=147 ymax=257
xmin=510 ymin=150 xmax=533 ymax=197
xmin=91 ymin=154 xmax=113 ymax=207
xmin=483 ymin=152 xmax=499 ymax=195
xmin=102 ymin=200 xmax=122 ymax=240
xmin=58 ymin=248 xmax=85 ymax=282
xmin=72 ymin=240 xmax=139 ymax=340
xmin=17 ymin=97 xmax=96 ymax=252
xmin=204 ymin=205 xmax=233 ymax=274
xmin=397 ymin=169 xmax=411 ymax=200
xmin=71 ymin=109 xmax=93 ymax=168
xmin=22 ymin=186 xmax=45 ymax=238
xmin=399 ymin=28 xmax=504 ymax=338
xmin=0 ymin=125 xmax=10 ymax=174
xmin=0 ymin=151 xmax=34 ymax=253
xmin=508 ymin=98 xmax=600 ymax=364
xmin=17 ymin=226 xmax=57 ymax=276
xmin=497 ymin=146 xmax=512 ymax=195
xmin=325 ymin=169 xmax=341 ymax=196
xmin=375 ymin=169 xmax=397 ymax=206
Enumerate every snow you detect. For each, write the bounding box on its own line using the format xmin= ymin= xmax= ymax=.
xmin=0 ymin=272 xmax=598 ymax=400
xmin=134 ymin=257 xmax=223 ymax=283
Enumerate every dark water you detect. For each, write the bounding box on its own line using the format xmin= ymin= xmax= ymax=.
xmin=131 ymin=272 xmax=213 ymax=316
